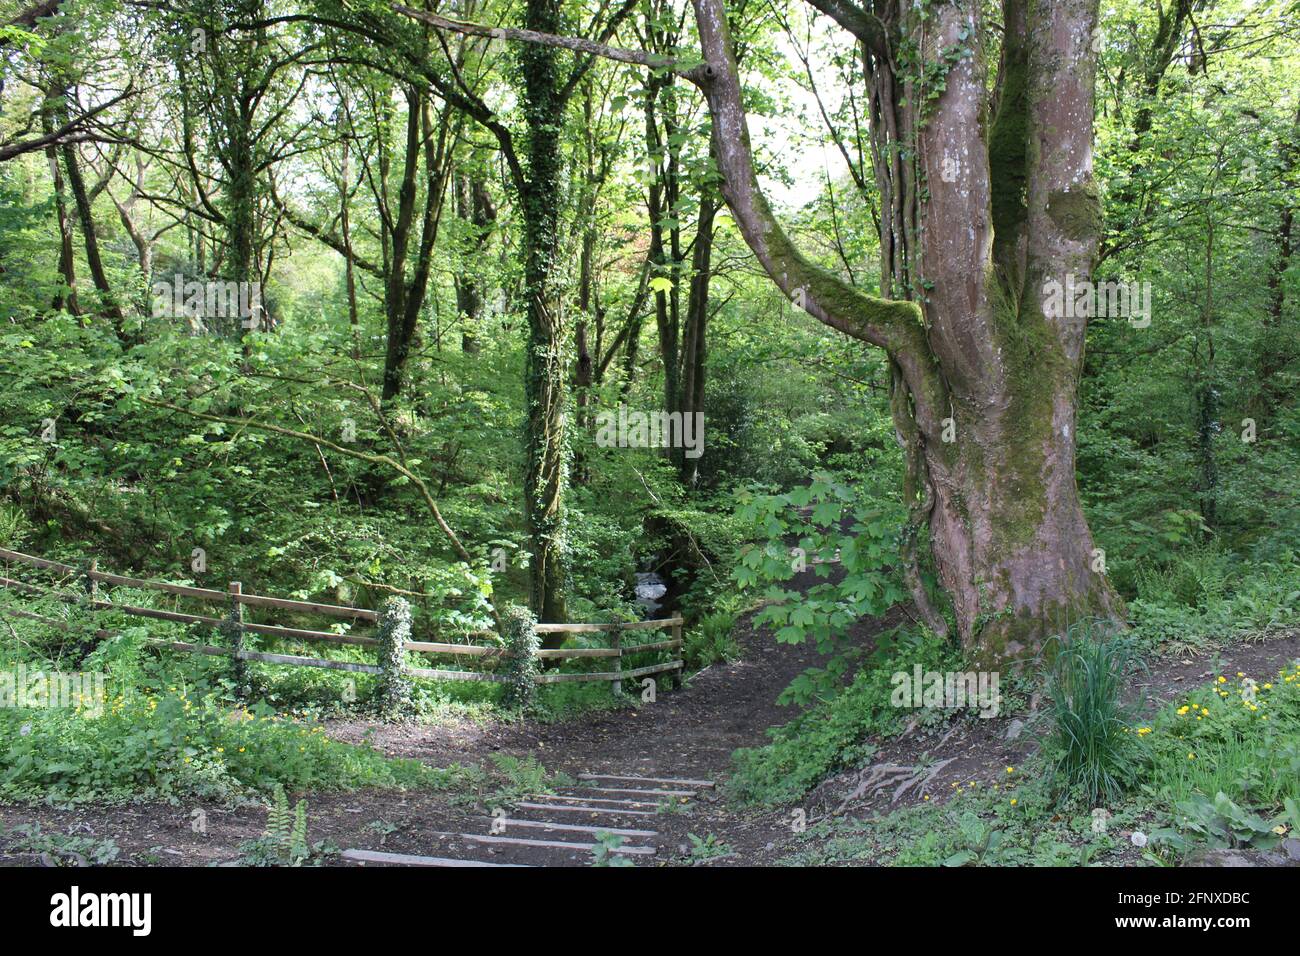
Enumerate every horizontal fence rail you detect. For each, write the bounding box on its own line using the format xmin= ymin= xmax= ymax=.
xmin=0 ymin=546 xmax=684 ymax=694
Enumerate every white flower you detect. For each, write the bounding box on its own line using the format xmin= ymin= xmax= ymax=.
xmin=1130 ymin=831 xmax=1148 ymax=848
xmin=19 ymin=723 xmax=32 ymax=736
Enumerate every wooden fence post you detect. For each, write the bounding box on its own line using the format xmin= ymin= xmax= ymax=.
xmin=224 ymin=581 xmax=249 ymax=693
xmin=375 ymin=597 xmax=414 ymax=719
xmin=84 ymin=558 xmax=98 ymax=604
xmin=611 ymin=627 xmax=623 ymax=698
xmin=671 ymin=618 xmax=683 ymax=690
xmin=500 ymin=605 xmax=539 ymax=711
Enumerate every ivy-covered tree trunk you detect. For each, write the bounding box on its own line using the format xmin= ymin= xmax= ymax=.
xmin=518 ymin=0 xmax=569 ymax=628
xmin=693 ymin=0 xmax=1121 ymax=663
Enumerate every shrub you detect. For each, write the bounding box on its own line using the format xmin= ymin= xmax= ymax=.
xmin=683 ymin=599 xmax=742 ymax=670
xmin=0 ymin=683 xmax=450 ymax=802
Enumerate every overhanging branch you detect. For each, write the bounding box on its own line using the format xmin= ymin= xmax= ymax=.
xmin=391 ymin=4 xmax=708 ymax=80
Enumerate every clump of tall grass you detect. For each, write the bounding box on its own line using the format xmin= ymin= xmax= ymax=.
xmin=1040 ymin=621 xmax=1145 ymax=806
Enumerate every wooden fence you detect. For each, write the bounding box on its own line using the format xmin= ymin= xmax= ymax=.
xmin=0 ymin=546 xmax=684 ymax=694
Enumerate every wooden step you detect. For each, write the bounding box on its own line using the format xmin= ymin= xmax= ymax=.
xmin=490 ymin=818 xmax=657 ymax=838
xmin=579 ymin=773 xmax=716 ymax=789
xmin=526 ymin=793 xmax=663 ymax=809
xmin=342 ymin=848 xmax=529 ymax=868
xmin=516 ymin=801 xmax=659 ymax=818
xmin=428 ymin=830 xmax=656 ymax=856
xmin=583 ymin=786 xmax=696 ymax=797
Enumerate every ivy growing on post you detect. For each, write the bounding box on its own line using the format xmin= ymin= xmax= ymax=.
xmin=217 ymin=602 xmax=248 ymax=698
xmin=501 ymin=604 xmax=540 ymax=711
xmin=374 ymin=597 xmax=414 ymax=719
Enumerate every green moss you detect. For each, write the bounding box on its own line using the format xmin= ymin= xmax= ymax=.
xmin=1046 ymin=182 xmax=1102 ymax=242
xmin=757 ymin=193 xmax=924 ymax=347
xmin=969 ymin=575 xmax=1125 ymax=667
xmin=969 ymin=275 xmax=1067 ymax=550
xmin=987 ymin=37 xmax=1030 ymax=251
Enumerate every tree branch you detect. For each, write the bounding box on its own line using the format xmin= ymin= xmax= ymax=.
xmin=269 ymin=182 xmax=385 ymax=278
xmin=0 ymin=86 xmax=135 ymax=163
xmin=391 ymin=3 xmax=706 ymax=79
xmin=800 ymin=0 xmax=890 ymax=56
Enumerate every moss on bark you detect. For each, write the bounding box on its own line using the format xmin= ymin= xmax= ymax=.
xmin=1046 ymin=182 xmax=1103 ymax=242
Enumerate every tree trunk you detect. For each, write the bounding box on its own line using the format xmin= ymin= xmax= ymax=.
xmin=340 ymin=138 xmax=359 ymax=331
xmin=454 ymin=170 xmax=495 ymax=354
xmin=645 ymin=72 xmax=682 ymax=433
xmin=678 ymin=193 xmax=716 ymax=484
xmin=60 ymin=132 xmax=127 ymax=337
xmin=1255 ymin=105 xmax=1297 ymax=416
xmin=692 ymin=0 xmax=1120 ymax=662
xmin=110 ymin=157 xmax=157 ymax=312
xmin=42 ymin=108 xmax=79 ymax=315
xmin=519 ymin=0 xmax=569 ymax=628
xmin=381 ymin=89 xmax=422 ymax=400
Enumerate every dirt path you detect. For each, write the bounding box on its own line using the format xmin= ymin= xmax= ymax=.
xmin=327 ymin=603 xmax=880 ymax=781
xmin=313 ymin=587 xmax=900 ymax=865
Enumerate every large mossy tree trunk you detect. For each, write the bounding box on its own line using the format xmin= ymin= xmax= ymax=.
xmin=693 ymin=0 xmax=1121 ymax=663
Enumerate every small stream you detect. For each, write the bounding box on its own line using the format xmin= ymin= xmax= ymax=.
xmin=634 ymin=571 xmax=669 ymax=617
